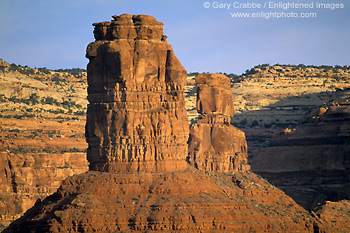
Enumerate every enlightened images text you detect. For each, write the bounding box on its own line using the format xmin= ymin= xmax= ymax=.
xmin=211 ymin=2 xmax=345 ymax=10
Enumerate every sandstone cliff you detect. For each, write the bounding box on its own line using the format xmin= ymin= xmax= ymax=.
xmin=250 ymin=103 xmax=350 ymax=210
xmin=0 ymin=151 xmax=88 ymax=229
xmin=2 ymin=15 xmax=336 ymax=233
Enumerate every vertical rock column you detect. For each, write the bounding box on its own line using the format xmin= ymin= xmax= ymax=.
xmin=188 ymin=73 xmax=250 ymax=172
xmin=85 ymin=14 xmax=189 ymax=172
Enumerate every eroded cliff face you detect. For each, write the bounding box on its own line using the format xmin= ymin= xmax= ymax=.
xmin=0 ymin=152 xmax=88 ymax=229
xmin=250 ymin=103 xmax=350 ymax=210
xmin=85 ymin=14 xmax=189 ymax=173
xmin=188 ymin=73 xmax=249 ymax=172
xmin=3 ymin=14 xmax=332 ymax=233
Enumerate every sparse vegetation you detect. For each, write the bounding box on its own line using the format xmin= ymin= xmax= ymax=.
xmin=0 ymin=59 xmax=88 ymax=157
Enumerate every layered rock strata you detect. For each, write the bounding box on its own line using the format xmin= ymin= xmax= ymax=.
xmin=3 ymin=15 xmax=334 ymax=232
xmin=0 ymin=152 xmax=88 ymax=229
xmin=85 ymin=14 xmax=189 ymax=173
xmin=250 ymin=103 xmax=350 ymax=210
xmin=188 ymin=73 xmax=250 ymax=172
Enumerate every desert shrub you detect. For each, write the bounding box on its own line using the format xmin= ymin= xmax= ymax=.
xmin=62 ymin=100 xmax=76 ymax=108
xmin=37 ymin=67 xmax=50 ymax=74
xmin=10 ymin=63 xmax=19 ymax=71
xmin=28 ymin=93 xmax=40 ymax=105
xmin=0 ymin=95 xmax=5 ymax=102
xmin=41 ymin=97 xmax=61 ymax=106
xmin=0 ymin=65 xmax=6 ymax=73
xmin=333 ymin=76 xmax=340 ymax=82
xmin=54 ymin=68 xmax=86 ymax=76
xmin=188 ymin=72 xmax=199 ymax=76
xmin=74 ymin=110 xmax=85 ymax=116
xmin=227 ymin=73 xmax=239 ymax=81
xmin=48 ymin=109 xmax=65 ymax=114
xmin=52 ymin=76 xmax=65 ymax=83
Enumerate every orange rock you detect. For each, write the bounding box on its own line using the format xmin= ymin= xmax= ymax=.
xmin=85 ymin=14 xmax=189 ymax=172
xmin=195 ymin=73 xmax=234 ymax=117
xmin=188 ymin=73 xmax=249 ymax=172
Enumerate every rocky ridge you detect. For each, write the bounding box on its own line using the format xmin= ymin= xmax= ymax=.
xmin=3 ymin=14 xmax=331 ymax=232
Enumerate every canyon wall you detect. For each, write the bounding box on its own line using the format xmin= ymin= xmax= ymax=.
xmin=250 ymin=103 xmax=350 ymax=210
xmin=0 ymin=152 xmax=88 ymax=229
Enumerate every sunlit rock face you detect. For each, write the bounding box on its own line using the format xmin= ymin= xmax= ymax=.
xmin=188 ymin=73 xmax=250 ymax=173
xmin=85 ymin=14 xmax=189 ymax=173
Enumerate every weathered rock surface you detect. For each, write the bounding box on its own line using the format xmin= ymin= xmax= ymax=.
xmin=315 ymin=200 xmax=350 ymax=232
xmin=0 ymin=152 xmax=88 ymax=229
xmin=85 ymin=14 xmax=189 ymax=173
xmin=250 ymin=103 xmax=350 ymax=210
xmin=3 ymin=170 xmax=321 ymax=233
xmin=195 ymin=73 xmax=234 ymax=117
xmin=188 ymin=73 xmax=249 ymax=172
xmin=2 ymin=15 xmax=337 ymax=233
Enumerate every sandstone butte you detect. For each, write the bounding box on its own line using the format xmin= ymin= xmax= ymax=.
xmin=2 ymin=14 xmax=342 ymax=232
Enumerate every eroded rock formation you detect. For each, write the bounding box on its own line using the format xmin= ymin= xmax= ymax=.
xmin=3 ymin=15 xmax=334 ymax=233
xmin=85 ymin=14 xmax=189 ymax=173
xmin=188 ymin=73 xmax=250 ymax=172
xmin=0 ymin=152 xmax=88 ymax=229
xmin=250 ymin=103 xmax=350 ymax=210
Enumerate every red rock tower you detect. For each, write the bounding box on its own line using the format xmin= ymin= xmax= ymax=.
xmin=85 ymin=14 xmax=189 ymax=172
xmin=188 ymin=73 xmax=250 ymax=172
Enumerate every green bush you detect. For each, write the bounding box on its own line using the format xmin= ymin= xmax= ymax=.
xmin=28 ymin=93 xmax=39 ymax=105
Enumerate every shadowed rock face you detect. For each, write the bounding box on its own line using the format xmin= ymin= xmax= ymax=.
xmin=85 ymin=14 xmax=189 ymax=172
xmin=250 ymin=103 xmax=350 ymax=210
xmin=188 ymin=73 xmax=250 ymax=172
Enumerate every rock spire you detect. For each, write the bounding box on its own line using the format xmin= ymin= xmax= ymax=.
xmin=85 ymin=14 xmax=189 ymax=172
